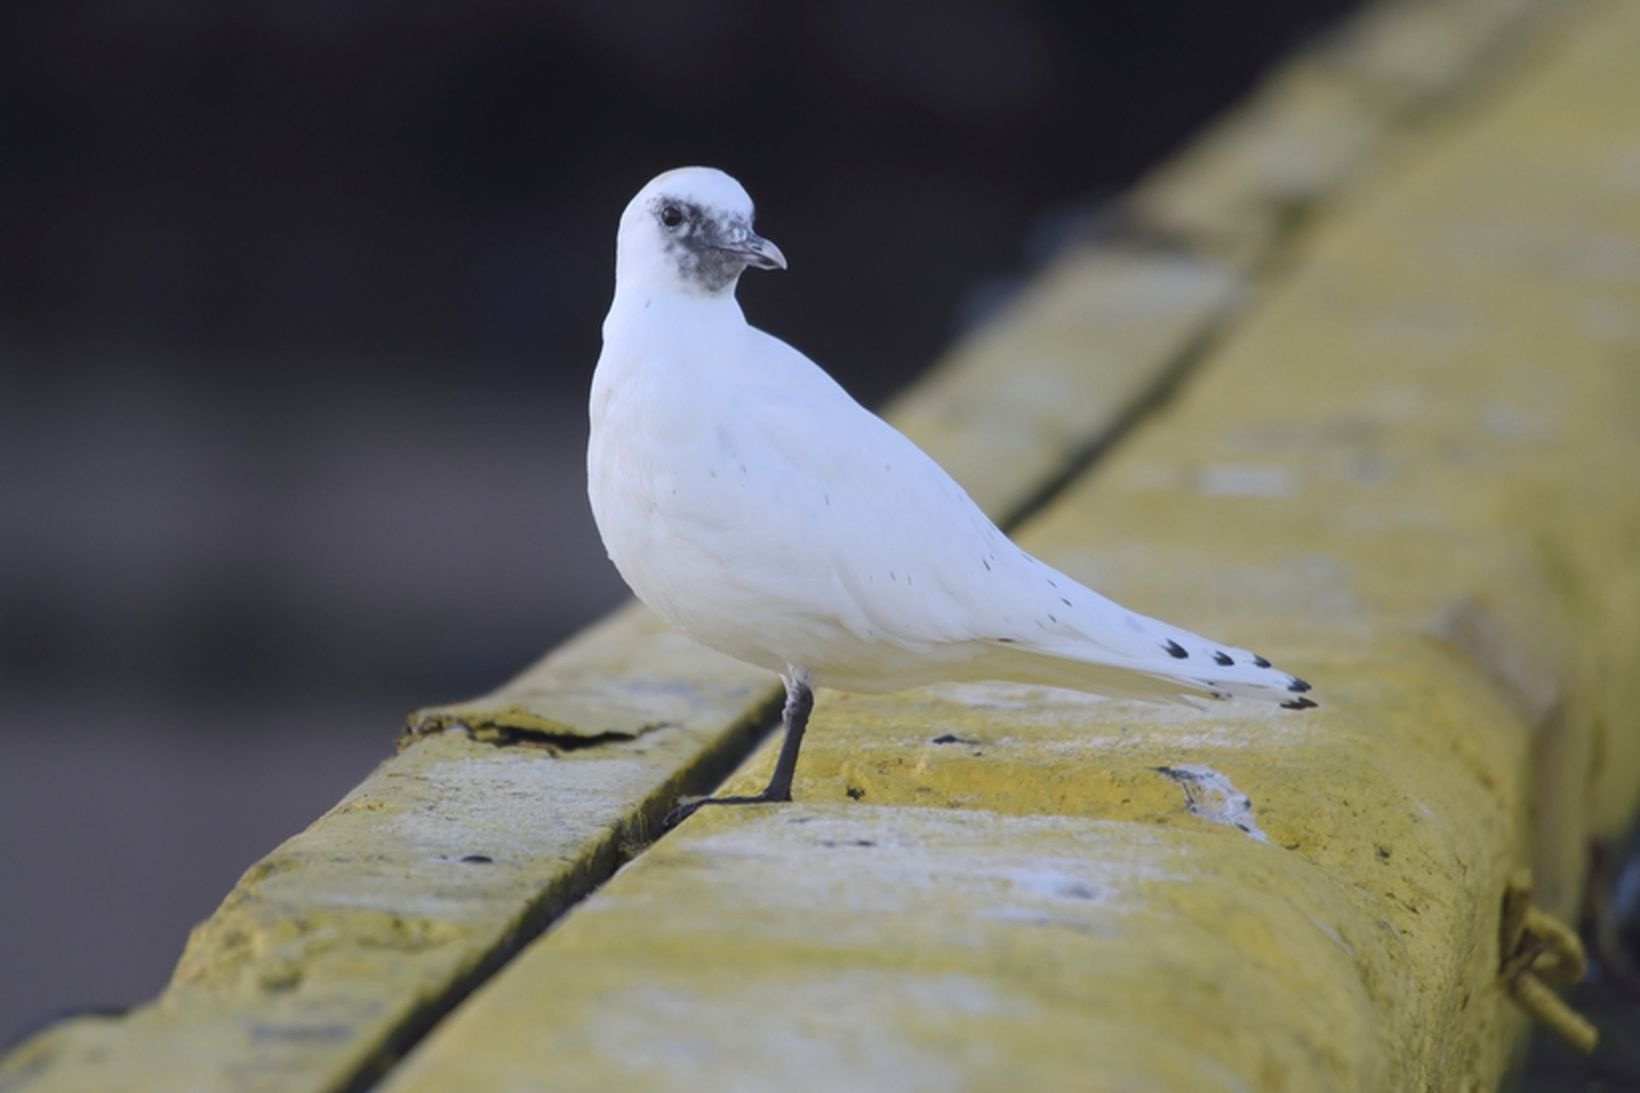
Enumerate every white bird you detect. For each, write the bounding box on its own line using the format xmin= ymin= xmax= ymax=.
xmin=587 ymin=167 xmax=1315 ymax=819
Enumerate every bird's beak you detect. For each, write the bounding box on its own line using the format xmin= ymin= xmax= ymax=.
xmin=719 ymin=230 xmax=788 ymax=271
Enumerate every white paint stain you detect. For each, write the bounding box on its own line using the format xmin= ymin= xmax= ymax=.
xmin=1154 ymin=764 xmax=1269 ymax=843
xmin=1194 ymin=464 xmax=1299 ymax=498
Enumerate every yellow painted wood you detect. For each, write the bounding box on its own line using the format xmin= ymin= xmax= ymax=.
xmin=406 ymin=602 xmax=772 ymax=744
xmin=380 ymin=2 xmax=1638 ymax=1089
xmin=884 ymin=248 xmax=1240 ymax=520
xmin=388 ymin=805 xmax=1427 ymax=1091
xmin=0 ymin=614 xmax=776 ymax=1093
xmin=3 ymin=0 xmax=1617 ymax=1089
xmin=1133 ymin=0 xmax=1558 ymax=266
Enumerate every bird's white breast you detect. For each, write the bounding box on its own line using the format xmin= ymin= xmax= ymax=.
xmin=590 ymin=295 xmax=975 ymax=685
xmin=590 ymin=297 xmax=816 ymax=676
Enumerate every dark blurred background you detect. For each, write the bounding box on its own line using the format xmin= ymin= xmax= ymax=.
xmin=0 ymin=0 xmax=1368 ymax=1040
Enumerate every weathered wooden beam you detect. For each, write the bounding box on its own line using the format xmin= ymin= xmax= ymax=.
xmin=5 ymin=0 xmax=1628 ymax=1089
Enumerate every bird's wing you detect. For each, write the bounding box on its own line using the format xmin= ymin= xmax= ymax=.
xmin=724 ymin=334 xmax=1312 ymax=705
xmin=731 ymin=360 xmax=1102 ymax=654
xmin=716 ymin=340 xmax=1016 ymax=643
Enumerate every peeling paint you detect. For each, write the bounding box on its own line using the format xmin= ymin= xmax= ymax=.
xmin=1153 ymin=764 xmax=1269 ymax=843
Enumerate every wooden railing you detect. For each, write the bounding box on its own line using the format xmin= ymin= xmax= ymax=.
xmin=5 ymin=0 xmax=1637 ymax=1087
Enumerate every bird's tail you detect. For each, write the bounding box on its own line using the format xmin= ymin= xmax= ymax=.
xmin=982 ymin=631 xmax=1316 ymax=709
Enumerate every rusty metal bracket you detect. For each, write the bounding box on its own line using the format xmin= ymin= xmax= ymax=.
xmin=1499 ymin=869 xmax=1597 ymax=1053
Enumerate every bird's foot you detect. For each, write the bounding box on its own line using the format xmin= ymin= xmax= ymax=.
xmin=664 ymin=791 xmax=789 ymax=829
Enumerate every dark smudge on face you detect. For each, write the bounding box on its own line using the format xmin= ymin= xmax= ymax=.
xmin=650 ymin=196 xmax=754 ymax=295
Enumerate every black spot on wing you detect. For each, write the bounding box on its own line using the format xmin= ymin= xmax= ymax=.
xmin=1252 ymin=655 xmax=1272 ymax=668
xmin=1212 ymin=651 xmax=1233 ymax=666
xmin=1163 ymin=640 xmax=1188 ymax=659
xmin=1281 ymin=697 xmax=1319 ymax=710
xmin=1287 ymin=677 xmax=1312 ymax=693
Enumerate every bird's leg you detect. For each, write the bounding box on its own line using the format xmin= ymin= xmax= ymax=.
xmin=758 ymin=675 xmax=813 ymax=801
xmin=665 ymin=674 xmax=814 ymax=827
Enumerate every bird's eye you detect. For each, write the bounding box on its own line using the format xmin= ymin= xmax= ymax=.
xmin=660 ymin=204 xmax=684 ymax=229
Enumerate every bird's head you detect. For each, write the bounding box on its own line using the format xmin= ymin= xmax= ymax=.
xmin=614 ymin=167 xmax=786 ymax=299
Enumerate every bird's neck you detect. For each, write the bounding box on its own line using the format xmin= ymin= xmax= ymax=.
xmin=604 ymin=281 xmax=747 ymax=343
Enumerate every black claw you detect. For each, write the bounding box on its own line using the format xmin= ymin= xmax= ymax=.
xmin=664 ymin=792 xmax=788 ymax=829
xmin=1288 ymin=677 xmax=1312 ymax=693
xmin=1253 ymin=655 xmax=1272 ymax=668
xmin=1212 ymin=651 xmax=1233 ymax=666
xmin=1281 ymin=697 xmax=1319 ymax=710
xmin=1163 ymin=640 xmax=1188 ymax=659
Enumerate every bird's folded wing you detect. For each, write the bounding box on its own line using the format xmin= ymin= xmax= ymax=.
xmin=743 ymin=383 xmax=1308 ymax=704
xmin=744 ymin=387 xmax=1111 ymax=651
